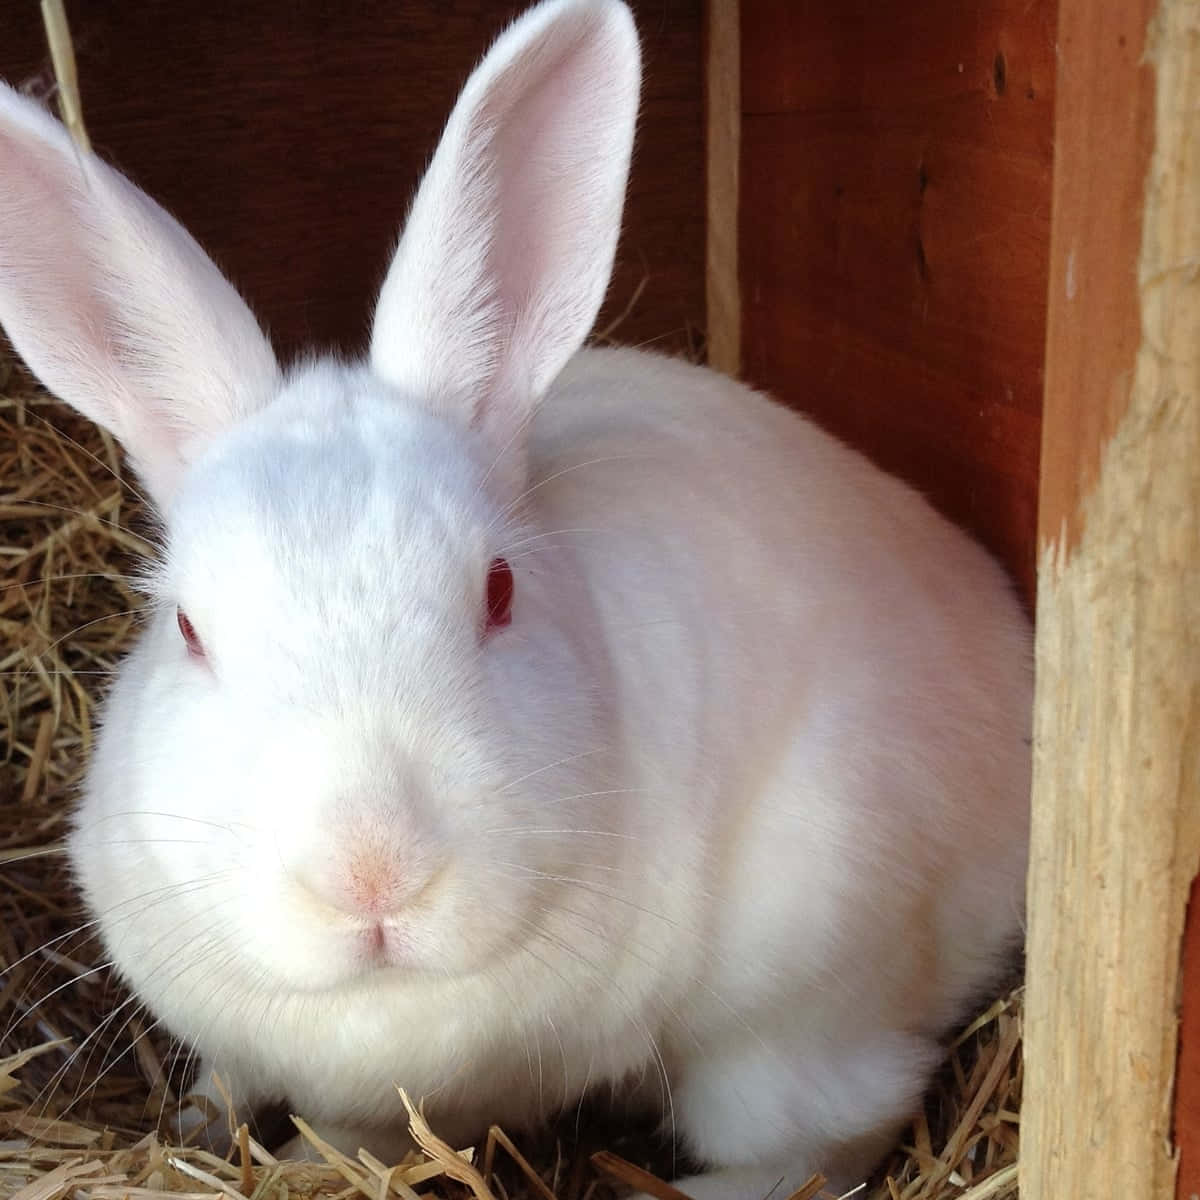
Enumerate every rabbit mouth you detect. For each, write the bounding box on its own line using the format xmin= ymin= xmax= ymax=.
xmin=257 ymin=912 xmax=429 ymax=989
xmin=355 ymin=918 xmax=420 ymax=971
xmin=291 ymin=862 xmax=465 ymax=979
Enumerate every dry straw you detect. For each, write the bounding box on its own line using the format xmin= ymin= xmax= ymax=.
xmin=1 ymin=7 xmax=1022 ymax=1197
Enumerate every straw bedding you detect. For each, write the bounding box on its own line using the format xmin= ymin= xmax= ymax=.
xmin=0 ymin=335 xmax=1023 ymax=1200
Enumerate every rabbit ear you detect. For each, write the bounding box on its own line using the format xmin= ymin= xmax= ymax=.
xmin=370 ymin=0 xmax=639 ymax=472
xmin=0 ymin=85 xmax=280 ymax=507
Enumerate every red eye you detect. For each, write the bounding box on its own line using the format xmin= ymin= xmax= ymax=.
xmin=177 ymin=608 xmax=205 ymax=658
xmin=485 ymin=556 xmax=514 ymax=632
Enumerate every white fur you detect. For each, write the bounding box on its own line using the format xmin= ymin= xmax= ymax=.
xmin=0 ymin=3 xmax=1030 ymax=1197
xmin=0 ymin=80 xmax=278 ymax=504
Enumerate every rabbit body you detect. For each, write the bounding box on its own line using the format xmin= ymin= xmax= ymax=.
xmin=75 ymin=347 xmax=1029 ymax=1194
xmin=0 ymin=2 xmax=1030 ymax=1196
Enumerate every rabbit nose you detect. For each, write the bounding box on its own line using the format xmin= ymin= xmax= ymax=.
xmin=346 ymin=853 xmax=403 ymax=915
xmin=300 ymin=850 xmax=411 ymax=919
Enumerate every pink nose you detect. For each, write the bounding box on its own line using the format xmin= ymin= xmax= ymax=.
xmin=345 ymin=854 xmax=403 ymax=915
xmin=301 ymin=851 xmax=409 ymax=918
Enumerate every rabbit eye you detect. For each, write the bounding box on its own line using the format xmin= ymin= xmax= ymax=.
xmin=485 ymin=556 xmax=514 ymax=632
xmin=176 ymin=608 xmax=206 ymax=658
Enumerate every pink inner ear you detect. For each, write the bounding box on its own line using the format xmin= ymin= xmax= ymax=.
xmin=486 ymin=557 xmax=514 ymax=631
xmin=0 ymin=83 xmax=281 ymax=508
xmin=177 ymin=608 xmax=206 ymax=658
xmin=478 ymin=24 xmax=629 ymax=405
xmin=368 ymin=0 xmax=639 ymax=456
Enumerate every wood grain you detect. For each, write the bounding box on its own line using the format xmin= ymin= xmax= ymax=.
xmin=0 ymin=0 xmax=703 ymax=362
xmin=1035 ymin=0 xmax=1156 ymax=553
xmin=1022 ymin=0 xmax=1200 ymax=1197
xmin=704 ymin=0 xmax=739 ymax=375
xmin=737 ymin=0 xmax=1054 ymax=604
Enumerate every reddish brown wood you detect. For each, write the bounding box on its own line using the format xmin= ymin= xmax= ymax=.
xmin=704 ymin=0 xmax=740 ymax=375
xmin=737 ymin=0 xmax=1054 ymax=605
xmin=1036 ymin=0 xmax=1155 ymax=556
xmin=0 ymin=1 xmax=703 ymax=362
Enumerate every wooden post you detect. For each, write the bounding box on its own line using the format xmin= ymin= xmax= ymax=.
xmin=1023 ymin=0 xmax=1200 ymax=1197
xmin=704 ymin=0 xmax=740 ymax=376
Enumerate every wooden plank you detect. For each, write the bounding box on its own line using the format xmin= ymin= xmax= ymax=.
xmin=0 ymin=0 xmax=704 ymax=361
xmin=737 ymin=0 xmax=1053 ymax=604
xmin=704 ymin=0 xmax=740 ymax=375
xmin=1034 ymin=4 xmax=1157 ymax=555
xmin=1022 ymin=0 xmax=1200 ymax=1196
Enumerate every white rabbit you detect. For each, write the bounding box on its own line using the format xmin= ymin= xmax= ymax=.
xmin=0 ymin=1 xmax=1030 ymax=1196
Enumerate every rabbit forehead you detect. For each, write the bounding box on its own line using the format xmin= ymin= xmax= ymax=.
xmin=163 ymin=363 xmax=497 ymax=653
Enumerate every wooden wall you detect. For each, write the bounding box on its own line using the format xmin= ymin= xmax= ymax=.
xmin=1023 ymin=0 xmax=1200 ymax=1195
xmin=0 ymin=0 xmax=704 ymax=363
xmin=733 ymin=0 xmax=1055 ymax=604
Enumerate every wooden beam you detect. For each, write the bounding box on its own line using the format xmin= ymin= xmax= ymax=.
xmin=1023 ymin=0 xmax=1200 ymax=1196
xmin=704 ymin=0 xmax=740 ymax=375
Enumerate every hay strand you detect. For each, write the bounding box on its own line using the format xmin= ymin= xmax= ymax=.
xmin=39 ymin=0 xmax=90 ymax=154
xmin=587 ymin=1155 xmax=690 ymax=1200
xmin=397 ymin=1092 xmax=494 ymax=1200
xmin=781 ymin=1177 xmax=830 ymax=1200
xmin=483 ymin=1127 xmax=558 ymax=1200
